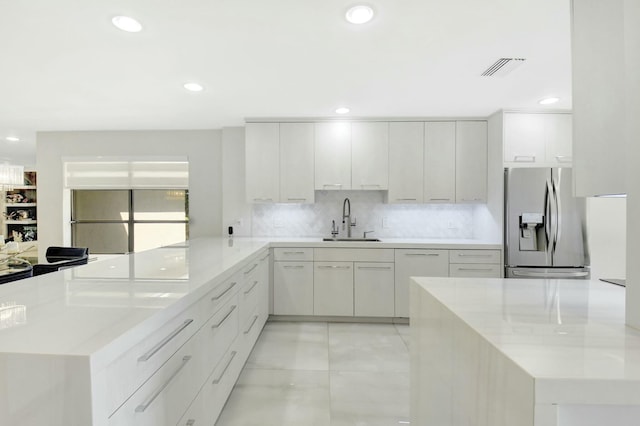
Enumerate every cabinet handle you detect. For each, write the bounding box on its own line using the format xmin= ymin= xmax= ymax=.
xmin=186 ymin=420 xmax=196 ymax=426
xmin=555 ymin=155 xmax=572 ymax=163
xmin=211 ymin=305 xmax=237 ymax=329
xmin=396 ymin=198 xmax=417 ymax=201
xmin=405 ymin=253 xmax=440 ymax=257
xmin=318 ymin=265 xmax=351 ymax=269
xmin=244 ymin=280 xmax=259 ymax=295
xmin=456 ymin=267 xmax=494 ymax=272
xmin=323 ymin=183 xmax=342 ymax=188
xmin=138 ymin=319 xmax=194 ymax=362
xmin=283 ymin=251 xmax=306 ymax=255
xmin=243 ymin=263 xmax=258 ymax=275
xmin=460 ymin=198 xmax=483 ymax=202
xmin=212 ymin=351 xmax=237 ymax=384
xmin=456 ymin=253 xmax=493 ymax=258
xmin=357 ymin=266 xmax=392 ymax=270
xmin=253 ymin=198 xmax=274 ymax=202
xmin=429 ymin=198 xmax=451 ymax=201
xmin=135 ymin=355 xmax=192 ymax=413
xmin=287 ymin=198 xmax=307 ymax=201
xmin=360 ymin=184 xmax=381 ymax=188
xmin=244 ymin=315 xmax=259 ymax=334
xmin=283 ymin=265 xmax=305 ymax=269
xmin=260 ymin=254 xmax=270 ymax=261
xmin=513 ymin=155 xmax=536 ymax=162
xmin=211 ymin=282 xmax=237 ymax=301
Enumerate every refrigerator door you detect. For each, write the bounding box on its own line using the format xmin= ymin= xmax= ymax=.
xmin=551 ymin=168 xmax=588 ymax=267
xmin=505 ymin=168 xmax=552 ymax=267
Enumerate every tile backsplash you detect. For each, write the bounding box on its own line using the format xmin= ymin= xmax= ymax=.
xmin=251 ymin=191 xmax=476 ymax=239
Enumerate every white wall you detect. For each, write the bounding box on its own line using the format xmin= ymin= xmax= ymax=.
xmin=36 ymin=130 xmax=223 ymax=258
xmin=586 ymin=197 xmax=626 ymax=280
xmin=222 ymin=127 xmax=252 ymax=237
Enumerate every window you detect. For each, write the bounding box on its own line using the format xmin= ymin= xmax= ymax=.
xmin=71 ymin=189 xmax=189 ymax=254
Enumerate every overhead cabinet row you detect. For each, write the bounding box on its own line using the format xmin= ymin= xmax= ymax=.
xmin=245 ymin=120 xmax=488 ymax=204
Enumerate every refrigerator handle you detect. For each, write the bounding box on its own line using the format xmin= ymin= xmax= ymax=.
xmin=553 ymin=173 xmax=562 ymax=252
xmin=544 ymin=179 xmax=553 ymax=257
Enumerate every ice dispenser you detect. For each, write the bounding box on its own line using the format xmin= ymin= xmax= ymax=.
xmin=519 ymin=213 xmax=544 ymax=251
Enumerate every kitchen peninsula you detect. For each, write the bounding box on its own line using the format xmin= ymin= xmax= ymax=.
xmin=410 ymin=276 xmax=640 ymax=426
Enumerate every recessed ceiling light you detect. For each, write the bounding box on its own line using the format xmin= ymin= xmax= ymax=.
xmin=5 ymin=137 xmax=20 ymax=142
xmin=335 ymin=107 xmax=350 ymax=114
xmin=539 ymin=97 xmax=560 ymax=105
xmin=112 ymin=16 xmax=143 ymax=33
xmin=345 ymin=5 xmax=374 ymax=24
xmin=183 ymin=83 xmax=204 ymax=92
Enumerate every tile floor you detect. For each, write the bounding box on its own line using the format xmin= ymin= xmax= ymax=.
xmin=216 ymin=321 xmax=411 ymax=426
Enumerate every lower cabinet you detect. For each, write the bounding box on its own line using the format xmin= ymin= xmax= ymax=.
xmin=314 ymin=262 xmax=354 ymax=316
xmin=354 ymin=262 xmax=395 ymax=317
xmin=273 ymin=261 xmax=314 ymax=315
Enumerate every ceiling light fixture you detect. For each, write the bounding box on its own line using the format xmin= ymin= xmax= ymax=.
xmin=539 ymin=97 xmax=560 ymax=105
xmin=345 ymin=5 xmax=374 ymax=24
xmin=335 ymin=107 xmax=350 ymax=114
xmin=112 ymin=16 xmax=143 ymax=33
xmin=5 ymin=137 xmax=20 ymax=142
xmin=183 ymin=82 xmax=204 ymax=92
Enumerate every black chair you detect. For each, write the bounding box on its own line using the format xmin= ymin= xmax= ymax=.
xmin=0 ymin=265 xmax=33 ymax=284
xmin=32 ymin=246 xmax=89 ymax=276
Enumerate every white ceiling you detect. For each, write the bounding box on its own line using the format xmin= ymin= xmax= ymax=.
xmin=0 ymin=0 xmax=572 ymax=165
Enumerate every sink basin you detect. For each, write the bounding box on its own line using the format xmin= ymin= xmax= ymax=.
xmin=322 ymin=238 xmax=381 ymax=242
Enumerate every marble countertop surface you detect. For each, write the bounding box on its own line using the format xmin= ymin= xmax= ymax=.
xmin=266 ymin=237 xmax=502 ymax=249
xmin=412 ymin=276 xmax=640 ymax=404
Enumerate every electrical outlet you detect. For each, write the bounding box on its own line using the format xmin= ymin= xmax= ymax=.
xmin=382 ymin=217 xmax=389 ymax=228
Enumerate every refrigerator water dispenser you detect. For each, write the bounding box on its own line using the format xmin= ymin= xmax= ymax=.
xmin=519 ymin=213 xmax=544 ymax=251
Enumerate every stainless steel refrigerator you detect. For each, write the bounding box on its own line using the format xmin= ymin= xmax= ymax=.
xmin=504 ymin=168 xmax=590 ymax=279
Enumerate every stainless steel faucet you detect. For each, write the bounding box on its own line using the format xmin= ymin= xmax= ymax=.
xmin=342 ymin=198 xmax=356 ymax=237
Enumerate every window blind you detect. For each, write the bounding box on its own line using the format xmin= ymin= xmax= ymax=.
xmin=64 ymin=160 xmax=189 ymax=189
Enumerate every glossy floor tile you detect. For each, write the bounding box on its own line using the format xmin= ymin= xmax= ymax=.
xmin=216 ymin=321 xmax=410 ymax=425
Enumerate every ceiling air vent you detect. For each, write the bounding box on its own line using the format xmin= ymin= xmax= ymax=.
xmin=481 ymin=58 xmax=526 ymax=77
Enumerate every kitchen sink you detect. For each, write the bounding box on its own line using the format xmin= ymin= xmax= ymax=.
xmin=322 ymin=237 xmax=381 ymax=242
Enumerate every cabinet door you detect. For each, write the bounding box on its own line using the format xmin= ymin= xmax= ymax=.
xmin=351 ymin=122 xmax=389 ymax=190
xmin=388 ymin=122 xmax=424 ymax=203
xmin=394 ymin=249 xmax=449 ymax=317
xmin=273 ymin=262 xmax=314 ymax=315
xmin=424 ymin=122 xmax=456 ymax=203
xmin=354 ymin=262 xmax=395 ymax=317
xmin=315 ymin=122 xmax=351 ymax=190
xmin=313 ymin=262 xmax=353 ymax=316
xmin=544 ymin=114 xmax=573 ymax=164
xmin=503 ymin=113 xmax=545 ymax=164
xmin=280 ymin=123 xmax=315 ymax=203
xmin=245 ymin=123 xmax=280 ymax=202
xmin=455 ymin=121 xmax=487 ymax=203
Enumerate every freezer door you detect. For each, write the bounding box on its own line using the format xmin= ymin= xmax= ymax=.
xmin=504 ymin=168 xmax=552 ymax=267
xmin=551 ymin=168 xmax=588 ymax=267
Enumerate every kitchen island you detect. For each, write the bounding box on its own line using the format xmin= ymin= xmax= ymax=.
xmin=410 ymin=276 xmax=640 ymax=426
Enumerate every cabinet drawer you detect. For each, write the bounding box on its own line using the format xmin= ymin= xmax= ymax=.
xmin=201 ymin=339 xmax=245 ymax=424
xmin=239 ymin=270 xmax=266 ymax=328
xmin=201 ymin=272 xmax=241 ymax=322
xmin=314 ymin=248 xmax=394 ymax=262
xmin=449 ymin=250 xmax=500 ymax=264
xmin=201 ymin=293 xmax=239 ymax=378
xmin=108 ymin=331 xmax=202 ymax=426
xmin=176 ymin=389 xmax=203 ymax=426
xmin=105 ymin=302 xmax=201 ymax=416
xmin=449 ymin=264 xmax=501 ymax=278
xmin=273 ymin=247 xmax=314 ymax=261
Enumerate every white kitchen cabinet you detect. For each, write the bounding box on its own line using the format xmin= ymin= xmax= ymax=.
xmin=273 ymin=261 xmax=314 ymax=315
xmin=388 ymin=122 xmax=424 ymax=203
xmin=245 ymin=123 xmax=280 ymax=202
xmin=315 ymin=122 xmax=352 ymax=190
xmin=394 ymin=249 xmax=449 ymax=317
xmin=314 ymin=261 xmax=354 ymax=316
xmin=351 ymin=122 xmax=389 ymax=190
xmin=280 ymin=122 xmax=315 ymax=203
xmin=544 ymin=114 xmax=573 ymax=164
xmin=354 ymin=262 xmax=395 ymax=317
xmin=455 ymin=121 xmax=487 ymax=203
xmin=424 ymin=122 xmax=456 ymax=203
xmin=449 ymin=264 xmax=501 ymax=277
xmin=503 ymin=113 xmax=573 ymax=166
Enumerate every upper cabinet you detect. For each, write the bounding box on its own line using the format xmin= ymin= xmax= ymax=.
xmin=351 ymin=122 xmax=389 ymax=190
xmin=456 ymin=121 xmax=487 ymax=203
xmin=503 ymin=112 xmax=572 ymax=167
xmin=388 ymin=122 xmax=424 ymax=203
xmin=314 ymin=122 xmax=352 ymax=190
xmin=245 ymin=123 xmax=280 ymax=203
xmin=424 ymin=122 xmax=456 ymax=203
xmin=280 ymin=123 xmax=314 ymax=203
xmin=571 ymin=0 xmax=626 ymax=196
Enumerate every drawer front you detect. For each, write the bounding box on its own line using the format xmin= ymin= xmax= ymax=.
xmin=314 ymin=248 xmax=394 ymax=262
xmin=354 ymin=262 xmax=395 ymax=317
xmin=273 ymin=261 xmax=314 ymax=315
xmin=449 ymin=249 xmax=501 ymax=264
xmin=108 ymin=331 xmax=202 ymax=426
xmin=201 ymin=339 xmax=245 ymax=424
xmin=201 ymin=272 xmax=241 ymax=322
xmin=201 ymin=293 xmax=240 ymax=378
xmin=273 ymin=248 xmax=314 ymax=261
xmin=314 ymin=262 xmax=354 ymax=316
xmin=449 ymin=264 xmax=502 ymax=278
xmin=105 ymin=303 xmax=201 ymax=416
xmin=239 ymin=270 xmax=266 ymax=327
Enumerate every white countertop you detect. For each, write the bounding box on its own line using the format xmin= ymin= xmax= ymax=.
xmin=413 ymin=276 xmax=640 ymax=404
xmin=267 ymin=237 xmax=502 ymax=249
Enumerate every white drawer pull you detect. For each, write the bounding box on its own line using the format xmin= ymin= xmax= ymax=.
xmin=244 ymin=315 xmax=259 ymax=334
xmin=405 ymin=253 xmax=439 ymax=257
xmin=357 ymin=266 xmax=392 ymax=270
xmin=211 ymin=305 xmax=237 ymax=329
xmin=212 ymin=351 xmax=237 ymax=385
xmin=457 ymin=268 xmax=493 ymax=272
xmin=244 ymin=280 xmax=259 ymax=295
xmin=513 ymin=155 xmax=535 ymax=162
xmin=283 ymin=265 xmax=305 ymax=269
xmin=135 ymin=355 xmax=192 ymax=413
xmin=396 ymin=198 xmax=417 ymax=201
xmin=253 ymin=198 xmax=274 ymax=202
xmin=361 ymin=184 xmax=381 ymax=188
xmin=283 ymin=251 xmax=306 ymax=255
xmin=138 ymin=319 xmax=194 ymax=362
xmin=555 ymin=155 xmax=572 ymax=163
xmin=323 ymin=183 xmax=343 ymax=188
xmin=287 ymin=198 xmax=307 ymax=201
xmin=243 ymin=263 xmax=258 ymax=275
xmin=429 ymin=198 xmax=451 ymax=201
xmin=318 ymin=265 xmax=351 ymax=269
xmin=260 ymin=254 xmax=270 ymax=261
xmin=211 ymin=282 xmax=237 ymax=301
xmin=457 ymin=253 xmax=493 ymax=258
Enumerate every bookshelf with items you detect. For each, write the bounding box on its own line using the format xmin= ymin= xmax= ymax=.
xmin=2 ymin=171 xmax=37 ymax=261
